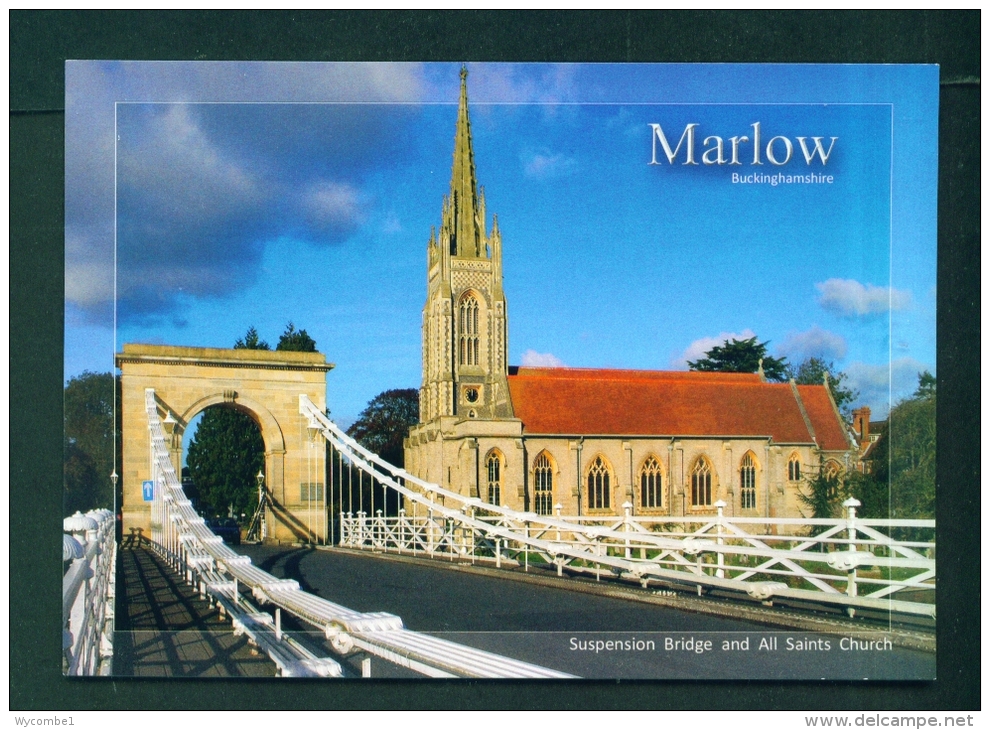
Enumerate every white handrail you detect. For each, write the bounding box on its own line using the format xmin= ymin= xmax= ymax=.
xmin=146 ymin=388 xmax=574 ymax=679
xmin=63 ymin=509 xmax=116 ymax=676
xmin=301 ymin=395 xmax=935 ymax=620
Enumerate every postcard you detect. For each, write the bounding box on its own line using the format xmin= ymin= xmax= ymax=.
xmin=63 ymin=62 xmax=938 ymax=680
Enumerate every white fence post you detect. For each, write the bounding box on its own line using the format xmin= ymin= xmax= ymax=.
xmin=622 ymin=501 xmax=632 ymax=560
xmin=843 ymin=497 xmax=861 ymax=617
xmin=714 ymin=500 xmax=726 ymax=579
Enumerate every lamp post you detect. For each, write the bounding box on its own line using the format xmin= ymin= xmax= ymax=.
xmin=256 ymin=469 xmax=266 ymax=541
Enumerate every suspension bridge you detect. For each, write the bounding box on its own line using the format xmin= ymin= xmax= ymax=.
xmin=65 ymin=384 xmax=935 ymax=679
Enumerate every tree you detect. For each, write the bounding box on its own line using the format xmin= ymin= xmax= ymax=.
xmin=347 ymin=389 xmax=420 ymax=468
xmin=790 ymin=357 xmax=859 ymax=418
xmin=335 ymin=389 xmax=419 ymax=519
xmin=184 ymin=326 xmax=271 ymax=518
xmin=849 ymin=371 xmax=935 ymax=520
xmin=277 ymin=322 xmax=317 ymax=352
xmin=798 ymin=456 xmax=843 ymax=521
xmin=867 ymin=372 xmax=936 ymax=519
xmin=842 ymin=469 xmax=889 ymax=521
xmin=64 ymin=437 xmax=100 ymax=516
xmin=64 ymin=372 xmax=120 ymax=515
xmin=687 ymin=336 xmax=789 ymax=382
xmin=914 ymin=370 xmax=936 ymax=399
xmin=186 ymin=407 xmax=265 ymax=518
xmin=234 ymin=326 xmax=270 ymax=350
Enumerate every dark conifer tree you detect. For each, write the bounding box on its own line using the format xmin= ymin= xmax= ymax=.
xmin=688 ymin=336 xmax=789 ymax=382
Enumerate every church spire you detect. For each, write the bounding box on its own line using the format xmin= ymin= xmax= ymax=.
xmin=448 ymin=66 xmax=483 ymax=258
xmin=417 ymin=66 xmax=512 ymax=425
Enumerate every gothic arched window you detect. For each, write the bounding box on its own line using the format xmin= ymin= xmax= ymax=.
xmin=533 ymin=452 xmax=554 ymax=516
xmin=788 ymin=454 xmax=801 ymax=481
xmin=486 ymin=450 xmax=501 ymax=506
xmin=458 ymin=294 xmax=480 ymax=366
xmin=740 ymin=452 xmax=757 ymax=510
xmin=691 ymin=457 xmax=713 ymax=508
xmin=639 ymin=456 xmax=663 ymax=509
xmin=587 ymin=456 xmax=612 ymax=511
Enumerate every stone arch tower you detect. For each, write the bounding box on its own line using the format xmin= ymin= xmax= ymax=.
xmin=116 ymin=343 xmax=334 ymax=544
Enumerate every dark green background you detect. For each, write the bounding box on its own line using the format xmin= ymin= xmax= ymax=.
xmin=11 ymin=10 xmax=979 ymax=711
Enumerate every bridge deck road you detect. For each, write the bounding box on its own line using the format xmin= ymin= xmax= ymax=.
xmin=239 ymin=545 xmax=935 ymax=680
xmin=114 ymin=546 xmax=276 ymax=677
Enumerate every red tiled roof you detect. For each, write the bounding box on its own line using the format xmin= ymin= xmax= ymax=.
xmin=506 ymin=367 xmax=848 ymax=449
xmin=795 ymin=385 xmax=852 ymax=451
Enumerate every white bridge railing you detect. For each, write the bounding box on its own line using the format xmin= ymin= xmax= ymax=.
xmin=63 ymin=509 xmax=116 ymax=676
xmin=144 ymin=388 xmax=572 ymax=679
xmin=301 ymin=395 xmax=935 ymax=620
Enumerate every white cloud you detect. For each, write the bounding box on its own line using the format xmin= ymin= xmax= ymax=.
xmin=64 ymin=228 xmax=114 ymax=309
xmin=64 ymin=261 xmax=113 ymax=309
xmin=118 ymin=104 xmax=264 ymax=230
xmin=844 ymin=357 xmax=931 ymax=418
xmin=64 ymin=61 xmax=432 ymax=325
xmin=465 ymin=63 xmax=578 ymax=105
xmin=302 ymin=180 xmax=364 ymax=232
xmin=672 ymin=328 xmax=757 ymax=369
xmin=522 ymin=151 xmax=577 ymax=179
xmin=521 ymin=350 xmax=567 ymax=368
xmin=776 ymin=326 xmax=848 ymax=362
xmin=816 ymin=278 xmax=911 ymax=317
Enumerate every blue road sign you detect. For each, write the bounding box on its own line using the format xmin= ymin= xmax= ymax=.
xmin=142 ymin=480 xmax=155 ymax=502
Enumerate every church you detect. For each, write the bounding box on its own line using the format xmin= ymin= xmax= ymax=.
xmin=404 ymin=70 xmax=857 ymax=520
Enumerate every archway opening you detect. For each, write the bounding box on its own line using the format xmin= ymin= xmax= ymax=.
xmin=182 ymin=405 xmax=265 ymax=525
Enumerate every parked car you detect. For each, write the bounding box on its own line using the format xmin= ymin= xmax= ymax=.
xmin=207 ymin=518 xmax=241 ymax=545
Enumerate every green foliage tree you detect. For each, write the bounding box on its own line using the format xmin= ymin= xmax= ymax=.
xmin=347 ymin=389 xmax=420 ymax=468
xmin=842 ymin=372 xmax=935 ymax=520
xmin=234 ymin=326 xmax=271 ymax=350
xmin=798 ymin=456 xmax=842 ymax=520
xmin=335 ymin=389 xmax=419 ymax=518
xmin=277 ymin=322 xmax=317 ymax=352
xmin=914 ymin=370 xmax=936 ymax=399
xmin=688 ymin=336 xmax=789 ymax=382
xmin=842 ymin=469 xmax=889 ymax=521
xmin=867 ymin=373 xmax=936 ymax=519
xmin=64 ymin=437 xmax=100 ymax=516
xmin=186 ymin=407 xmax=265 ymax=518
xmin=790 ymin=357 xmax=859 ymax=418
xmin=64 ymin=371 xmax=119 ymax=515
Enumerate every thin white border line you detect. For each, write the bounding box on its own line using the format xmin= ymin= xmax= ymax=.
xmin=87 ymin=71 xmax=932 ymax=650
xmin=888 ymin=103 xmax=895 ymax=532
xmin=109 ymin=100 xmax=895 ymax=107
xmin=883 ymin=102 xmax=895 ymax=637
xmin=113 ymin=101 xmax=119 ymax=519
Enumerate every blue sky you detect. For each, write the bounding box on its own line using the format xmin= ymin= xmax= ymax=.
xmin=65 ymin=62 xmax=938 ymax=426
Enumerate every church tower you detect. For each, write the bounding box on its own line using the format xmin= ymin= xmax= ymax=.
xmin=420 ymin=67 xmax=513 ymax=423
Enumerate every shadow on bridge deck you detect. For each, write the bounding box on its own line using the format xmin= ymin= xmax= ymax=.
xmin=114 ymin=546 xmax=276 ymax=677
